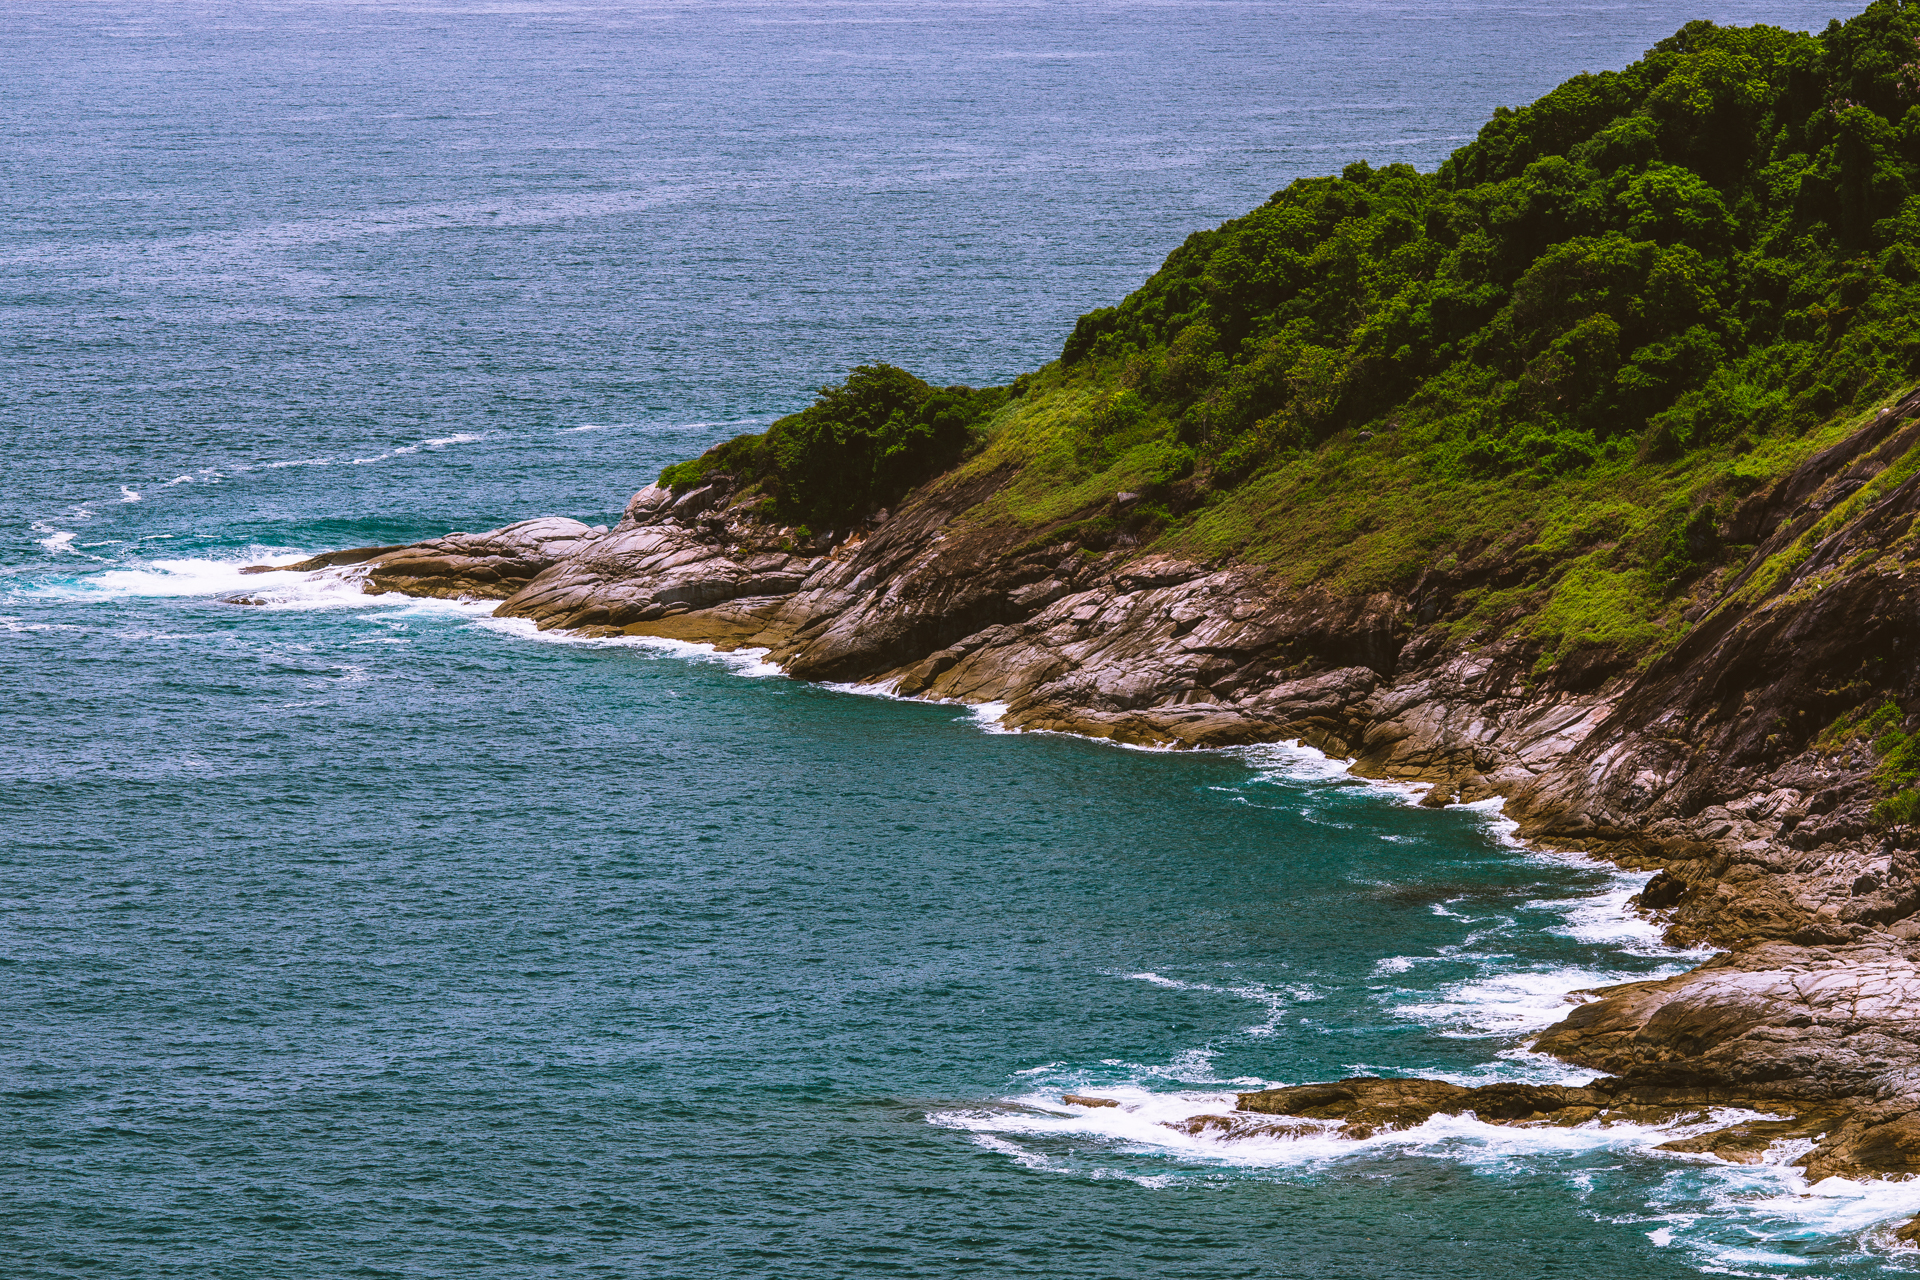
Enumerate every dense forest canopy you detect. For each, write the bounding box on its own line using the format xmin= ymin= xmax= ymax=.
xmin=658 ymin=365 xmax=1004 ymax=532
xmin=1061 ymin=5 xmax=1920 ymax=483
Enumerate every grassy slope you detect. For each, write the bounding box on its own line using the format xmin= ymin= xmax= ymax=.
xmin=953 ymin=365 xmax=1894 ymax=674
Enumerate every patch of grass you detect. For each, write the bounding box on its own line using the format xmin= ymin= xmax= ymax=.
xmin=1818 ymin=698 xmax=1920 ymax=826
xmin=1522 ymin=553 xmax=1667 ymax=673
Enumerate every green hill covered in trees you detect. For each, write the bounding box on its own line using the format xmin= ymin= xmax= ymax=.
xmin=663 ymin=1 xmax=1920 ymax=675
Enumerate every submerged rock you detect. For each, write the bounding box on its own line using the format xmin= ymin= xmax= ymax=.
xmin=1234 ymin=1077 xmax=1633 ymax=1140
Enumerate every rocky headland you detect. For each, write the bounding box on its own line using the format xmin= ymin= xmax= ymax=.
xmin=252 ymin=6 xmax=1920 ymax=1197
xmin=250 ymin=378 xmax=1920 ymax=1187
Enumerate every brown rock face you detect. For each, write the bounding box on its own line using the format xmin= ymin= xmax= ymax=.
xmin=364 ymin=518 xmax=599 ymax=600
xmin=1531 ymin=943 xmax=1920 ymax=1103
xmin=262 ymin=385 xmax=1920 ymax=1181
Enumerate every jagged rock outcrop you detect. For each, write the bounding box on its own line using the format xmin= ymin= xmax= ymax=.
xmin=361 ymin=517 xmax=600 ymax=600
xmin=239 ymin=387 xmax=1920 ymax=1181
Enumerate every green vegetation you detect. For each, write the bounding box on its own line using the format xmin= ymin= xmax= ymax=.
xmin=662 ymin=3 xmax=1920 ymax=671
xmin=1059 ymin=10 xmax=1920 ymax=476
xmin=1820 ymin=698 xmax=1920 ymax=822
xmin=659 ymin=364 xmax=1005 ymax=531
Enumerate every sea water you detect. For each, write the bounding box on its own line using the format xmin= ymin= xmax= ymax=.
xmin=2 ymin=2 xmax=1898 ymax=1276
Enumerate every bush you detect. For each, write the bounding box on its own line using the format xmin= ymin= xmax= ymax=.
xmin=658 ymin=364 xmax=1004 ymax=530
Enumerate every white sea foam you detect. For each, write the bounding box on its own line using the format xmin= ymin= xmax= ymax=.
xmin=1448 ymin=793 xmax=1528 ymax=847
xmin=16 ymin=553 xmax=484 ymax=618
xmin=350 ymin=432 xmax=485 ymax=465
xmin=1233 ymin=737 xmax=1436 ymax=806
xmin=942 ymin=1078 xmax=1920 ymax=1260
xmin=1632 ymin=1158 xmax=1920 ymax=1273
xmin=817 ymin=676 xmax=909 ymax=701
xmin=968 ymin=700 xmax=1012 ymax=732
xmin=814 ymin=678 xmax=1036 ymax=737
xmin=934 ymin=1084 xmax=1751 ymax=1176
xmin=55 ymin=557 xmax=345 ymax=603
xmin=118 ymin=485 xmax=141 ymax=503
xmin=1117 ymin=970 xmax=1319 ymax=1043
xmin=1535 ymin=877 xmax=1714 ymax=958
xmin=1390 ymin=964 xmax=1622 ymax=1038
xmin=33 ymin=525 xmax=76 ymax=554
xmin=0 ymin=615 xmax=87 ymax=634
xmin=470 ymin=615 xmax=786 ymax=676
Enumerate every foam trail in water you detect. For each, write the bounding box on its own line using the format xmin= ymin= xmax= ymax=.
xmin=16 ymin=553 xmax=492 ymax=621
xmin=472 ymin=615 xmax=785 ymax=676
xmin=560 ymin=416 xmax=771 ymax=435
xmin=1120 ymin=971 xmax=1320 ymax=1042
xmin=934 ymin=1083 xmax=1755 ymax=1178
xmin=350 ymin=432 xmax=484 ymax=465
xmin=119 ymin=486 xmax=141 ymax=503
xmin=815 ymin=678 xmax=1035 ymax=738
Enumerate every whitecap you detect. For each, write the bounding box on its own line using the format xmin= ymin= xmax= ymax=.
xmin=966 ymin=1132 xmax=1055 ymax=1171
xmin=348 ymin=432 xmax=484 ymax=466
xmin=34 ymin=526 xmax=76 ymax=554
xmin=0 ymin=615 xmax=87 ymax=634
xmin=1633 ymin=1158 xmax=1920 ymax=1274
xmin=119 ymin=485 xmax=141 ymax=503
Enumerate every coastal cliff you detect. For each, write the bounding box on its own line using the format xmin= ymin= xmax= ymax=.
xmin=255 ymin=4 xmax=1920 ymax=1188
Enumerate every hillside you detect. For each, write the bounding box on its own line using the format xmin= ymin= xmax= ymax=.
xmin=280 ymin=2 xmax=1920 ymax=1186
xmin=663 ymin=3 xmax=1920 ymax=687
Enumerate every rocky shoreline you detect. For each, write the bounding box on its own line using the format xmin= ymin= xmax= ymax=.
xmin=249 ymin=387 xmax=1920 ymax=1191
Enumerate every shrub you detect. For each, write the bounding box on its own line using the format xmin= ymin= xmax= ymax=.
xmin=658 ymin=364 xmax=1005 ymax=531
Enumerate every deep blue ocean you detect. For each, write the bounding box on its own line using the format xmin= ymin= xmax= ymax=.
xmin=5 ymin=2 xmax=1910 ymax=1276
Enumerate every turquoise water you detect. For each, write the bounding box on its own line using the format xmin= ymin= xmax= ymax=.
xmin=7 ymin=2 xmax=1914 ymax=1276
